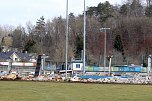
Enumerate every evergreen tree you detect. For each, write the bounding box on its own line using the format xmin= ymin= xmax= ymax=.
xmin=130 ymin=0 xmax=143 ymax=16
xmin=23 ymin=39 xmax=36 ymax=53
xmin=86 ymin=7 xmax=97 ymax=17
xmin=114 ymin=35 xmax=124 ymax=54
xmin=12 ymin=29 xmax=23 ymax=49
xmin=35 ymin=16 xmax=46 ymax=54
xmin=86 ymin=1 xmax=113 ymax=23
xmin=96 ymin=1 xmax=113 ymax=23
xmin=75 ymin=34 xmax=83 ymax=58
xmin=145 ymin=5 xmax=152 ymax=17
xmin=120 ymin=4 xmax=128 ymax=15
xmin=35 ymin=16 xmax=45 ymax=34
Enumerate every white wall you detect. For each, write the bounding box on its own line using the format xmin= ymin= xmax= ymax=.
xmin=148 ymin=55 xmax=152 ymax=73
xmin=72 ymin=62 xmax=83 ymax=71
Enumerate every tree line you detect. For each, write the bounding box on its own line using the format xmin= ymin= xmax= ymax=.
xmin=1 ymin=0 xmax=152 ymax=66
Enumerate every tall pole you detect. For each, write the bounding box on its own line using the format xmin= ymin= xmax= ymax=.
xmin=65 ymin=0 xmax=69 ymax=79
xmin=83 ymin=0 xmax=86 ymax=74
xmin=104 ymin=29 xmax=106 ymax=73
xmin=101 ymin=28 xmax=110 ymax=73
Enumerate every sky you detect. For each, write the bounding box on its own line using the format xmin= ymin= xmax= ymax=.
xmin=0 ymin=0 xmax=123 ymax=27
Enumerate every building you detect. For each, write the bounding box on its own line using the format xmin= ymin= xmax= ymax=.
xmin=0 ymin=51 xmax=36 ymax=62
xmin=71 ymin=59 xmax=83 ymax=72
xmin=0 ymin=51 xmax=36 ymax=73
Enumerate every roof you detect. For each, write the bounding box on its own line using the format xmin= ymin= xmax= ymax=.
xmin=71 ymin=59 xmax=83 ymax=63
xmin=0 ymin=52 xmax=11 ymax=61
xmin=16 ymin=52 xmax=32 ymax=61
xmin=0 ymin=51 xmax=32 ymax=61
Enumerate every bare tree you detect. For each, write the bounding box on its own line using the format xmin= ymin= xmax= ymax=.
xmin=146 ymin=0 xmax=152 ymax=7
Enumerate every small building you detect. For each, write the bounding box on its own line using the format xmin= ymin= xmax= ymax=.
xmin=71 ymin=59 xmax=83 ymax=72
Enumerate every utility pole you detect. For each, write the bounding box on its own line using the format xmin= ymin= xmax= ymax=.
xmin=100 ymin=28 xmax=110 ymax=73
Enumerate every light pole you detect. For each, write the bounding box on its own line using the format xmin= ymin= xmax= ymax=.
xmin=65 ymin=0 xmax=69 ymax=79
xmin=83 ymin=0 xmax=86 ymax=74
xmin=100 ymin=28 xmax=110 ymax=73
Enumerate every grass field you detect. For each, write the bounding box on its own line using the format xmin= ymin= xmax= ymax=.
xmin=0 ymin=81 xmax=152 ymax=101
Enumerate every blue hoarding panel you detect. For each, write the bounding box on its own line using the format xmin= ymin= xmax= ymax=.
xmin=129 ymin=67 xmax=135 ymax=72
xmin=119 ymin=67 xmax=124 ymax=71
xmin=134 ymin=66 xmax=141 ymax=72
xmin=124 ymin=67 xmax=129 ymax=71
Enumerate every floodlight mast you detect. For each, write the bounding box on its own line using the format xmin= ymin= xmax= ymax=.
xmin=100 ymin=28 xmax=110 ymax=73
xmin=83 ymin=0 xmax=86 ymax=74
xmin=65 ymin=0 xmax=69 ymax=79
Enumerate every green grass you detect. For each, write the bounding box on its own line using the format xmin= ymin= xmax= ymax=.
xmin=0 ymin=81 xmax=152 ymax=101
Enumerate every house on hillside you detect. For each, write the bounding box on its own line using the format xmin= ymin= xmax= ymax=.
xmin=0 ymin=51 xmax=36 ymax=62
xmin=0 ymin=51 xmax=37 ymax=73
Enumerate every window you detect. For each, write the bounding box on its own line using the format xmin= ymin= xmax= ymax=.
xmin=76 ymin=64 xmax=80 ymax=68
xmin=15 ymin=58 xmax=18 ymax=61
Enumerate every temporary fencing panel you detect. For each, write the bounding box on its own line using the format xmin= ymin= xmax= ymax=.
xmin=99 ymin=67 xmax=104 ymax=71
xmin=112 ymin=67 xmax=119 ymax=72
xmin=141 ymin=67 xmax=147 ymax=72
xmin=105 ymin=67 xmax=109 ymax=71
xmin=93 ymin=66 xmax=99 ymax=72
xmin=87 ymin=66 xmax=93 ymax=71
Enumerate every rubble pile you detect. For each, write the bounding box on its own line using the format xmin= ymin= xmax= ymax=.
xmin=21 ymin=75 xmax=64 ymax=82
xmin=0 ymin=72 xmax=152 ymax=84
xmin=71 ymin=76 xmax=152 ymax=84
xmin=0 ymin=74 xmax=21 ymax=80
